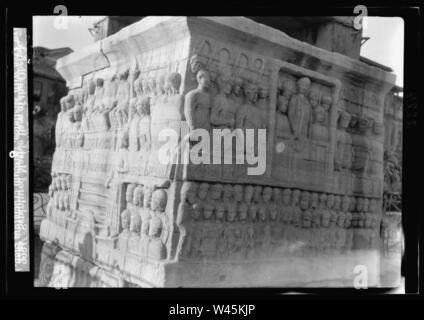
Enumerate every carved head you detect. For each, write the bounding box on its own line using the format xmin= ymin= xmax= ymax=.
xmin=156 ymin=74 xmax=166 ymax=95
xmin=190 ymin=54 xmax=203 ymax=74
xmin=121 ymin=210 xmax=131 ymax=230
xmin=297 ymin=77 xmax=311 ymax=95
xmin=344 ymin=212 xmax=352 ymax=228
xmin=309 ymin=89 xmax=320 ymax=108
xmin=233 ymin=184 xmax=243 ymax=202
xmin=311 ymin=193 xmax=319 ymax=208
xmin=65 ymin=175 xmax=72 ymax=190
xmin=244 ymin=185 xmax=254 ymax=203
xmin=337 ymin=211 xmax=346 ymax=227
xmin=222 ymin=184 xmax=233 ymax=201
xmin=326 ymin=194 xmax=335 ymax=209
xmin=312 ymin=210 xmax=321 ymax=228
xmin=263 ymin=187 xmax=273 ymax=202
xmin=356 ymin=198 xmax=365 ymax=212
xmin=203 ymin=202 xmax=214 ymax=220
xmin=210 ymin=183 xmax=223 ymax=200
xmin=253 ymin=185 xmax=262 ymax=202
xmin=148 ymin=216 xmax=162 ymax=238
xmin=141 ymin=98 xmax=150 ymax=116
xmin=167 ymin=72 xmax=182 ymax=94
xmin=339 ymin=111 xmax=351 ymax=129
xmin=365 ymin=213 xmax=373 ymax=228
xmin=126 ymin=183 xmax=137 ymax=204
xmin=88 ymin=80 xmax=96 ymax=95
xmin=248 ymin=203 xmax=257 ymax=221
xmin=119 ymin=69 xmax=129 ymax=81
xmin=292 ymin=189 xmax=301 ymax=205
xmin=363 ymin=198 xmax=369 ymax=212
xmin=191 ymin=203 xmax=202 ymax=220
xmin=321 ymin=210 xmax=331 ymax=228
xmin=244 ymin=82 xmax=258 ymax=104
xmin=341 ymin=195 xmax=350 ymax=212
xmin=302 ymin=210 xmax=312 ymax=228
xmin=181 ymin=182 xmax=198 ymax=204
xmin=226 ymin=203 xmax=237 ymax=222
xmin=130 ymin=211 xmax=141 ymax=233
xmin=66 ymin=94 xmax=75 ymax=110
xmin=196 ymin=69 xmax=211 ymax=89
xmin=300 ymin=191 xmax=310 ymax=210
xmin=217 ymin=72 xmax=233 ymax=95
xmin=232 ymin=76 xmax=243 ymax=95
xmin=215 ymin=202 xmax=225 ymax=221
xmin=151 ymin=189 xmax=168 ymax=212
xmin=258 ymin=205 xmax=267 ymax=222
xmin=238 ymin=203 xmax=248 ymax=222
xmin=96 ymin=78 xmax=104 ymax=88
xmin=133 ymin=185 xmax=144 ymax=207
xmin=358 ymin=117 xmax=372 ymax=134
xmin=258 ymin=86 xmax=268 ymax=99
xmin=282 ymin=189 xmax=292 ymax=205
xmin=60 ymin=96 xmax=67 ymax=112
xmin=314 ymin=105 xmax=326 ymax=124
xmin=322 ymin=95 xmax=332 ymax=111
xmin=333 ymin=195 xmax=341 ymax=211
xmin=142 ymin=185 xmax=153 ymax=208
xmin=269 ymin=203 xmax=278 ymax=221
xmin=198 ymin=183 xmax=209 ymax=200
xmin=72 ymin=104 xmax=83 ymax=122
xmin=329 ymin=211 xmax=338 ymax=226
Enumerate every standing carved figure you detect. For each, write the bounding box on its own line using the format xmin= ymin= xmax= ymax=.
xmin=288 ymin=77 xmax=312 ymax=139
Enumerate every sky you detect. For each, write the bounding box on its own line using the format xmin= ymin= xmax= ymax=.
xmin=32 ymin=16 xmax=404 ymax=87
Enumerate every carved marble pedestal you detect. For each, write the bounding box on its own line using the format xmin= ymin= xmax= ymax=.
xmin=39 ymin=16 xmax=396 ymax=287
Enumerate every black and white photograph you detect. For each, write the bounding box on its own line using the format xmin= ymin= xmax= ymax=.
xmin=2 ymin=2 xmax=422 ymax=304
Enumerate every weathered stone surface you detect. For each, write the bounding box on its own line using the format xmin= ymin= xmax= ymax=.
xmin=39 ymin=16 xmax=396 ymax=287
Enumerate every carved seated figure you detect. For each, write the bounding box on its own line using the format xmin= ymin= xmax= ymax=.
xmin=128 ymin=211 xmax=141 ymax=253
xmin=288 ymin=77 xmax=312 ymax=139
xmin=117 ymin=209 xmax=131 ymax=252
xmin=147 ymin=216 xmax=166 ymax=260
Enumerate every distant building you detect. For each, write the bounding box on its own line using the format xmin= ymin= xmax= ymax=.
xmin=33 ymin=46 xmax=73 ymax=192
xmin=88 ymin=16 xmax=143 ymax=41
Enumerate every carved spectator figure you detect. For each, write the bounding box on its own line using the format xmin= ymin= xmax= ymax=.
xmin=288 ymin=77 xmax=312 ymax=139
xmin=211 ymin=72 xmax=237 ymax=130
xmin=184 ymin=69 xmax=212 ymax=134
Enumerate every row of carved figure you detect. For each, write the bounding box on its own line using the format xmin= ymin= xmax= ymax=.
xmin=48 ymin=173 xmax=72 ymax=213
xmin=116 ymin=184 xmax=169 ymax=260
xmin=175 ymin=182 xmax=381 ymax=259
